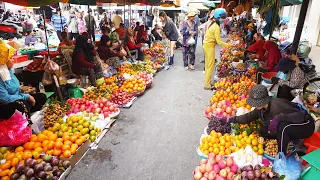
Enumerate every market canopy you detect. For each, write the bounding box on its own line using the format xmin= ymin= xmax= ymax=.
xmin=254 ymin=0 xmax=302 ymax=7
xmin=1 ymin=0 xmax=60 ymax=6
xmin=66 ymin=0 xmax=161 ymax=5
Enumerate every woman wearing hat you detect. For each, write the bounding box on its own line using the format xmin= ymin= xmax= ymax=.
xmin=159 ymin=11 xmax=180 ymax=69
xmin=0 ymin=51 xmax=46 ymax=119
xmin=271 ymin=55 xmax=305 ymax=101
xmin=181 ymin=11 xmax=198 ymax=70
xmin=203 ymin=8 xmax=230 ymax=90
xmin=221 ymin=85 xmax=314 ymax=154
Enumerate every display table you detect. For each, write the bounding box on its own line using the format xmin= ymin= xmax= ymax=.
xmin=12 ymin=60 xmax=33 ymax=72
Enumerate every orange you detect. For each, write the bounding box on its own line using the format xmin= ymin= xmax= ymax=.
xmin=220 ymin=139 xmax=226 ymax=146
xmin=225 ymin=142 xmax=232 ymax=148
xmin=56 ymin=138 xmax=63 ymax=143
xmin=24 ymin=142 xmax=35 ymax=150
xmin=10 ymin=158 xmax=19 ymax=167
xmin=42 ymin=130 xmax=50 ymax=136
xmin=225 ymin=136 xmax=232 ymax=142
xmin=70 ymin=136 xmax=77 ymax=143
xmin=219 ymin=146 xmax=225 ymax=151
xmin=32 ymin=151 xmax=40 ymax=159
xmin=34 ymin=142 xmax=42 ymax=149
xmin=53 ymin=149 xmax=62 ymax=157
xmin=70 ymin=147 xmax=77 ymax=155
xmin=75 ymin=139 xmax=83 ymax=146
xmin=55 ymin=141 xmax=63 ymax=149
xmin=34 ymin=147 xmax=43 ymax=153
xmin=5 ymin=153 xmax=15 ymax=161
xmin=46 ymin=149 xmax=53 ymax=155
xmin=74 ymin=132 xmax=82 ymax=138
xmin=30 ymin=135 xmax=38 ymax=142
xmin=64 ymin=140 xmax=72 ymax=146
xmin=62 ymin=135 xmax=70 ymax=141
xmin=22 ymin=151 xmax=32 ymax=160
xmin=71 ymin=144 xmax=78 ymax=150
xmin=63 ymin=150 xmax=71 ymax=158
xmin=15 ymin=146 xmax=24 ymax=153
xmin=80 ymin=136 xmax=87 ymax=143
xmin=0 ymin=169 xmax=9 ymax=177
xmin=47 ymin=141 xmax=55 ymax=150
xmin=42 ymin=140 xmax=49 ymax=147
xmin=37 ymin=133 xmax=47 ymax=142
xmin=225 ymin=148 xmax=232 ymax=155
xmin=48 ymin=134 xmax=58 ymax=141
xmin=62 ymin=145 xmax=70 ymax=151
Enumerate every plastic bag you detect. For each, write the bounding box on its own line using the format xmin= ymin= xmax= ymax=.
xmin=187 ymin=36 xmax=196 ymax=45
xmin=0 ymin=111 xmax=32 ymax=146
xmin=31 ymin=111 xmax=44 ymax=134
xmin=273 ymin=152 xmax=302 ymax=180
xmin=42 ymin=71 xmax=53 ymax=85
xmin=298 ymin=41 xmax=311 ymax=58
xmin=44 ymin=59 xmax=60 ymax=73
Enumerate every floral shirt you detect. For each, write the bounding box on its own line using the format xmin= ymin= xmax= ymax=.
xmin=279 ymin=67 xmax=305 ymax=89
xmin=181 ymin=21 xmax=198 ymax=47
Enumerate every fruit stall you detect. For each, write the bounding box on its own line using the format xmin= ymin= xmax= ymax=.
xmin=0 ymin=40 xmax=168 ymax=180
xmin=193 ymin=31 xmax=317 ymax=180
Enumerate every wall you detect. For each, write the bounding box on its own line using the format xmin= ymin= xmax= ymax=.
xmin=306 ymin=0 xmax=320 ymax=46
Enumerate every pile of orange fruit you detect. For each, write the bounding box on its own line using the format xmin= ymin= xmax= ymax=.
xmin=234 ymin=131 xmax=264 ymax=155
xmin=120 ymin=78 xmax=146 ymax=93
xmin=200 ymin=131 xmax=236 ymax=156
xmin=210 ymin=90 xmax=252 ymax=110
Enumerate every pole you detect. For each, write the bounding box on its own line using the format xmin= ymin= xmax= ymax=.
xmin=59 ymin=3 xmax=63 ymax=32
xmin=291 ymin=0 xmax=310 ymax=54
xmin=41 ymin=6 xmax=50 ymax=56
xmin=88 ymin=1 xmax=90 ymax=36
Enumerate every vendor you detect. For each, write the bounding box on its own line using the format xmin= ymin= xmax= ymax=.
xmin=271 ymin=55 xmax=305 ymax=101
xmin=25 ymin=30 xmax=38 ymax=46
xmin=124 ymin=27 xmax=142 ymax=51
xmin=220 ymin=85 xmax=314 ymax=154
xmin=97 ymin=35 xmax=124 ymax=69
xmin=0 ymin=58 xmax=46 ymax=119
xmin=247 ymin=33 xmax=265 ymax=61
xmin=72 ymin=35 xmax=103 ymax=86
xmin=58 ymin=32 xmax=73 ymax=52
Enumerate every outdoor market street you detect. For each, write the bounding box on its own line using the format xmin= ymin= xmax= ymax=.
xmin=66 ymin=43 xmax=217 ymax=180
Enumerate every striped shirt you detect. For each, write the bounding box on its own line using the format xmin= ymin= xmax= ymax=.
xmin=50 ymin=14 xmax=67 ymax=31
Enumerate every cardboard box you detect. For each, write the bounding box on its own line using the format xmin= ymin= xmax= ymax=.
xmin=69 ymin=139 xmax=90 ymax=167
xmin=7 ymin=41 xmax=23 ymax=50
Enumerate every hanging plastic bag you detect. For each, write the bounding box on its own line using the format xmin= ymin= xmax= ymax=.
xmin=42 ymin=71 xmax=53 ymax=85
xmin=273 ymin=152 xmax=302 ymax=180
xmin=44 ymin=59 xmax=60 ymax=73
xmin=0 ymin=111 xmax=32 ymax=146
xmin=187 ymin=36 xmax=196 ymax=45
xmin=298 ymin=41 xmax=311 ymax=58
xmin=30 ymin=111 xmax=44 ymax=134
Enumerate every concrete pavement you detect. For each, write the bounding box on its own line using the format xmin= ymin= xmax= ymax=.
xmin=66 ymin=44 xmax=215 ymax=180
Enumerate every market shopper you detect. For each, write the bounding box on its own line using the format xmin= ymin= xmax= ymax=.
xmin=85 ymin=9 xmax=96 ymax=42
xmin=220 ymin=85 xmax=314 ymax=154
xmin=58 ymin=32 xmax=73 ymax=52
xmin=114 ymin=23 xmax=126 ymax=41
xmin=78 ymin=12 xmax=86 ymax=34
xmin=67 ymin=10 xmax=79 ymax=41
xmin=0 ymin=57 xmax=46 ymax=119
xmin=112 ymin=11 xmax=123 ymax=30
xmin=50 ymin=7 xmax=67 ymax=41
xmin=271 ymin=55 xmax=305 ymax=101
xmin=72 ymin=35 xmax=103 ymax=86
xmin=97 ymin=35 xmax=123 ymax=69
xmin=159 ymin=11 xmax=180 ymax=69
xmin=181 ymin=11 xmax=198 ymax=70
xmin=203 ymin=8 xmax=230 ymax=90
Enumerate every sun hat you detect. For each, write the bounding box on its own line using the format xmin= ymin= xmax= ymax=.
xmin=187 ymin=11 xmax=197 ymax=18
xmin=246 ymin=85 xmax=272 ymax=107
xmin=248 ymin=23 xmax=253 ymax=28
xmin=0 ymin=41 xmax=15 ymax=65
xmin=274 ymin=57 xmax=296 ymax=72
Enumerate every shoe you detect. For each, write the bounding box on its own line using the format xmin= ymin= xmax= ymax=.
xmin=204 ymin=87 xmax=213 ymax=91
xmin=169 ymin=56 xmax=174 ymax=65
xmin=164 ymin=65 xmax=170 ymax=70
xmin=189 ymin=65 xmax=195 ymax=70
xmin=200 ymin=60 xmax=204 ymax=63
xmin=184 ymin=67 xmax=189 ymax=70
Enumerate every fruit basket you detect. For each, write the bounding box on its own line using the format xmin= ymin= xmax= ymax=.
xmin=130 ymin=88 xmax=145 ymax=97
xmin=109 ymin=108 xmax=120 ymax=118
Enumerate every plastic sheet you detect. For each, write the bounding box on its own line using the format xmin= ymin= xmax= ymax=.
xmin=0 ymin=111 xmax=32 ymax=146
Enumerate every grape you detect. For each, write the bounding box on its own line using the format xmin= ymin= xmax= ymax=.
xmin=207 ymin=119 xmax=231 ymax=135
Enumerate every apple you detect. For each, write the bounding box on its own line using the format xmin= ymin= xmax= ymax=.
xmin=200 ymin=159 xmax=208 ymax=165
xmin=205 ymin=163 xmax=214 ymax=173
xmin=200 ymin=177 xmax=208 ymax=180
xmin=200 ymin=164 xmax=206 ymax=173
xmin=215 ymin=154 xmax=223 ymax=162
xmin=213 ymin=164 xmax=220 ymax=174
xmin=219 ymin=169 xmax=227 ymax=178
xmin=226 ymin=172 xmax=235 ymax=180
xmin=225 ymin=167 xmax=231 ymax=174
xmin=208 ymin=153 xmax=215 ymax=160
xmin=207 ymin=171 xmax=216 ymax=180
xmin=218 ymin=160 xmax=227 ymax=169
xmin=194 ymin=171 xmax=202 ymax=180
xmin=226 ymin=157 xmax=234 ymax=167
xmin=230 ymin=164 xmax=238 ymax=173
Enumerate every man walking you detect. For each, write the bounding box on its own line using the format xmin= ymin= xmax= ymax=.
xmin=50 ymin=7 xmax=67 ymax=41
xmin=85 ymin=9 xmax=96 ymax=42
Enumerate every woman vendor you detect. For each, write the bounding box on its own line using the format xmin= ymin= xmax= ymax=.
xmin=271 ymin=55 xmax=305 ymax=101
xmin=220 ymin=85 xmax=314 ymax=154
xmin=0 ymin=58 xmax=46 ymax=119
xmin=247 ymin=33 xmax=265 ymax=61
xmin=72 ymin=35 xmax=103 ymax=86
xmin=97 ymin=35 xmax=125 ymax=70
xmin=25 ymin=30 xmax=38 ymax=46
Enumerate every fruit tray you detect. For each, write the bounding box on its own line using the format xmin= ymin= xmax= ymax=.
xmin=109 ymin=108 xmax=120 ymax=118
xmin=197 ymin=146 xmax=208 ymax=159
xmin=118 ymin=97 xmax=137 ymax=108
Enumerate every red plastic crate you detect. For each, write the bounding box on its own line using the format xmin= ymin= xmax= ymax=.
xmin=303 ymin=132 xmax=320 ymax=165
xmin=12 ymin=55 xmax=28 ymax=63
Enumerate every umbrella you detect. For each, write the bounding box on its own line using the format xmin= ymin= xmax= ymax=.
xmin=1 ymin=0 xmax=60 ymax=6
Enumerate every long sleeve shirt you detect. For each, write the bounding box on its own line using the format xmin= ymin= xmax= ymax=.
xmin=248 ymin=40 xmax=265 ymax=61
xmin=126 ymin=38 xmax=142 ymax=50
xmin=71 ymin=54 xmax=94 ymax=75
xmin=203 ymin=23 xmax=228 ymax=48
xmin=24 ymin=36 xmax=38 ymax=46
xmin=181 ymin=21 xmax=198 ymax=47
xmin=0 ymin=70 xmax=30 ymax=104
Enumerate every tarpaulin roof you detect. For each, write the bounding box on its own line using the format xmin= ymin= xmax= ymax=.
xmin=1 ymin=0 xmax=60 ymax=6
xmin=67 ymin=0 xmax=161 ymax=5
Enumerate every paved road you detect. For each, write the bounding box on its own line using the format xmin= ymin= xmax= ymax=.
xmin=66 ymin=44 xmax=217 ymax=180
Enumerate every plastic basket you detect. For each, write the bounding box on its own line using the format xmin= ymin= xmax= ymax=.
xmin=304 ymin=132 xmax=320 ymax=154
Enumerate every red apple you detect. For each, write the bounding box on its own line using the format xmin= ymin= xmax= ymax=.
xmin=205 ymin=163 xmax=213 ymax=173
xmin=226 ymin=157 xmax=234 ymax=167
xmin=208 ymin=171 xmax=216 ymax=180
xmin=219 ymin=169 xmax=227 ymax=178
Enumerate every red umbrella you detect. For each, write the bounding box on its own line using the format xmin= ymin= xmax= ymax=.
xmin=1 ymin=0 xmax=60 ymax=7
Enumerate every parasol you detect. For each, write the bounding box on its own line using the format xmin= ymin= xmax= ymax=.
xmin=0 ymin=0 xmax=60 ymax=7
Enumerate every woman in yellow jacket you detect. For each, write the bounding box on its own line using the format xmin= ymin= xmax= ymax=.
xmin=203 ymin=8 xmax=230 ymax=90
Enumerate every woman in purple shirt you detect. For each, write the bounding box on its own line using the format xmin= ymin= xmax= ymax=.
xmin=25 ymin=31 xmax=38 ymax=46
